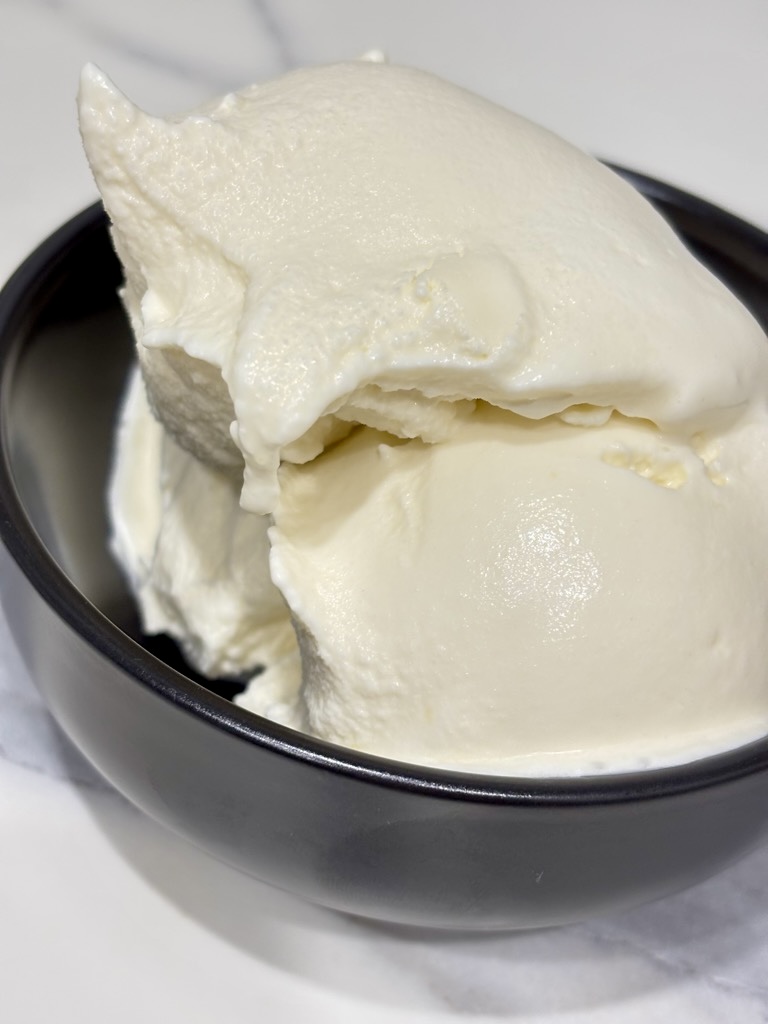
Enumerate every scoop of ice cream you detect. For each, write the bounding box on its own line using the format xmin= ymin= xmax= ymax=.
xmin=92 ymin=59 xmax=768 ymax=774
xmin=268 ymin=408 xmax=768 ymax=772
xmin=110 ymin=368 xmax=296 ymax=679
xmin=78 ymin=60 xmax=768 ymax=516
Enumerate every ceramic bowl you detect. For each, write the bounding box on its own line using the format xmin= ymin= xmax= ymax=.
xmin=1 ymin=169 xmax=768 ymax=929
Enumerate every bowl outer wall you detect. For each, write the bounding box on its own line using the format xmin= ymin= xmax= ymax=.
xmin=1 ymin=180 xmax=768 ymax=929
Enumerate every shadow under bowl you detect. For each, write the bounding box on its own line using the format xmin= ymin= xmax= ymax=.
xmin=1 ymin=168 xmax=768 ymax=930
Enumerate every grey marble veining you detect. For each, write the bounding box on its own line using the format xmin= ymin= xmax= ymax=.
xmin=251 ymin=0 xmax=299 ymax=72
xmin=84 ymin=0 xmax=286 ymax=87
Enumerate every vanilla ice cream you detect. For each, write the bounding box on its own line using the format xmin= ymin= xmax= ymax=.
xmin=109 ymin=366 xmax=296 ymax=678
xmin=80 ymin=59 xmax=768 ymax=774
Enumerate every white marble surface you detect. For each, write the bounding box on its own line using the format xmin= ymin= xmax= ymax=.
xmin=1 ymin=1 xmax=768 ymax=1020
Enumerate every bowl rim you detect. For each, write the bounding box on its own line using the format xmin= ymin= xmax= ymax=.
xmin=2 ymin=171 xmax=768 ymax=807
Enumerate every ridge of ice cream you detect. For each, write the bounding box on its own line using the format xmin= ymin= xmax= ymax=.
xmin=80 ymin=59 xmax=768 ymax=774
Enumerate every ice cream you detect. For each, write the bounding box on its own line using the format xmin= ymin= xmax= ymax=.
xmin=109 ymin=368 xmax=295 ymax=682
xmin=79 ymin=59 xmax=768 ymax=774
xmin=269 ymin=406 xmax=768 ymax=771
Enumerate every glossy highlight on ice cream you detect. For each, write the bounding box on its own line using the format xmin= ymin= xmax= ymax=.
xmin=79 ymin=58 xmax=768 ymax=774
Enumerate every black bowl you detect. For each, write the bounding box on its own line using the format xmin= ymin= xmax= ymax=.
xmin=1 ymin=169 xmax=768 ymax=930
